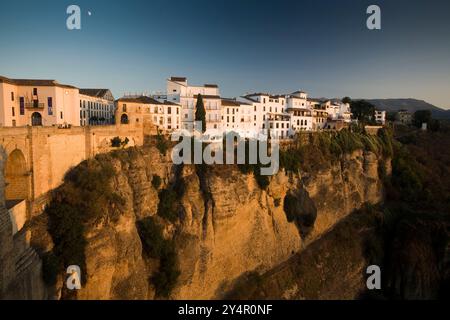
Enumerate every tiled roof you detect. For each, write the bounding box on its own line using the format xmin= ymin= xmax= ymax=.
xmin=117 ymin=96 xmax=160 ymax=104
xmin=204 ymin=84 xmax=218 ymax=88
xmin=79 ymin=89 xmax=112 ymax=99
xmin=0 ymin=75 xmax=77 ymax=89
xmin=169 ymin=76 xmax=187 ymax=82
xmin=221 ymin=99 xmax=242 ymax=107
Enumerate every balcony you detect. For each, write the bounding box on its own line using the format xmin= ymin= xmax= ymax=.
xmin=25 ymin=101 xmax=45 ymax=109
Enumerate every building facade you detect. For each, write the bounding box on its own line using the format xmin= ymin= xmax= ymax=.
xmin=116 ymin=95 xmax=181 ymax=132
xmin=79 ymin=89 xmax=115 ymax=126
xmin=375 ymin=110 xmax=386 ymax=125
xmin=0 ymin=76 xmax=80 ymax=127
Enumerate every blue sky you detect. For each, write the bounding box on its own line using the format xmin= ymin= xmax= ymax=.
xmin=0 ymin=0 xmax=449 ymax=108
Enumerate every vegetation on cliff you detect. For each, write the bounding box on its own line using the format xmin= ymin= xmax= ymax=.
xmin=43 ymin=154 xmax=126 ymax=292
xmin=280 ymin=127 xmax=393 ymax=174
xmin=136 ymin=217 xmax=180 ymax=298
xmin=228 ymin=127 xmax=450 ymax=300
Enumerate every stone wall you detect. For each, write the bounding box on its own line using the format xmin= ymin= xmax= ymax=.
xmin=0 ymin=123 xmax=146 ymax=300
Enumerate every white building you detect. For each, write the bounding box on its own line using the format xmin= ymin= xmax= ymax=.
xmin=0 ymin=75 xmax=80 ymax=127
xmin=154 ymin=76 xmax=358 ymax=139
xmin=79 ymin=89 xmax=115 ymax=126
xmin=165 ymin=77 xmax=222 ymax=133
xmin=221 ymin=98 xmax=255 ymax=138
xmin=375 ymin=110 xmax=386 ymax=125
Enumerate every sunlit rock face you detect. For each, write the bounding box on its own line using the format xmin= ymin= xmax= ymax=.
xmin=14 ymin=145 xmax=387 ymax=300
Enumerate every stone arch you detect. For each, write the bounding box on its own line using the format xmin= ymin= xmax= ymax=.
xmin=120 ymin=113 xmax=129 ymax=124
xmin=4 ymin=149 xmax=29 ymax=202
xmin=31 ymin=112 xmax=42 ymax=126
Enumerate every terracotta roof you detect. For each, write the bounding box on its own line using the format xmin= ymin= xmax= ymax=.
xmin=0 ymin=75 xmax=77 ymax=89
xmin=246 ymin=92 xmax=270 ymax=97
xmin=117 ymin=96 xmax=160 ymax=104
xmin=204 ymin=84 xmax=218 ymax=88
xmin=79 ymin=89 xmax=113 ymax=99
xmin=169 ymin=76 xmax=187 ymax=82
xmin=292 ymin=90 xmax=307 ymax=94
xmin=221 ymin=99 xmax=242 ymax=107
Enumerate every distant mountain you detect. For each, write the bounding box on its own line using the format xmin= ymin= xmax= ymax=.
xmin=365 ymin=99 xmax=450 ymax=119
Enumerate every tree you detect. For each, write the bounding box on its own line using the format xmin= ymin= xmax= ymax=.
xmin=195 ymin=94 xmax=206 ymax=133
xmin=350 ymin=100 xmax=375 ymax=123
xmin=413 ymin=110 xmax=432 ymax=128
xmin=342 ymin=97 xmax=352 ymax=104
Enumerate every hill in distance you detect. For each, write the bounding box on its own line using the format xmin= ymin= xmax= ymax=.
xmin=365 ymin=99 xmax=450 ymax=119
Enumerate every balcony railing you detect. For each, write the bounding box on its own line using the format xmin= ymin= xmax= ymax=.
xmin=25 ymin=102 xmax=45 ymax=109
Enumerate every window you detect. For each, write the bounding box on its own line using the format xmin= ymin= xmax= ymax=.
xmin=11 ymin=92 xmax=14 ymax=101
xmin=60 ymin=112 xmax=63 ymax=119
xmin=123 ymin=104 xmax=127 ymax=112
xmin=168 ymin=107 xmax=172 ymax=114
xmin=48 ymin=97 xmax=53 ymax=115
xmin=33 ymin=88 xmax=38 ymax=95
xmin=19 ymin=97 xmax=25 ymax=115
xmin=12 ymin=107 xmax=15 ymax=117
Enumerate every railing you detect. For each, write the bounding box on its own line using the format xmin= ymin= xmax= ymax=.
xmin=25 ymin=102 xmax=45 ymax=109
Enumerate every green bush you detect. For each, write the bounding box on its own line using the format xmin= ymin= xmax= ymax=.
xmin=157 ymin=188 xmax=179 ymax=222
xmin=151 ymin=174 xmax=162 ymax=190
xmin=137 ymin=217 xmax=166 ymax=258
xmin=136 ymin=217 xmax=180 ymax=298
xmin=111 ymin=136 xmax=129 ymax=148
xmin=45 ymin=157 xmax=126 ymax=286
xmin=151 ymin=241 xmax=181 ymax=298
xmin=156 ymin=132 xmax=169 ymax=156
xmin=42 ymin=251 xmax=61 ymax=286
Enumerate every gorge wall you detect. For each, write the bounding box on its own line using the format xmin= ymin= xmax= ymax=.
xmin=21 ymin=141 xmax=389 ymax=300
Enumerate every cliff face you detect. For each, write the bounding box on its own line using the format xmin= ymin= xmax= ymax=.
xmin=32 ymin=144 xmax=386 ymax=300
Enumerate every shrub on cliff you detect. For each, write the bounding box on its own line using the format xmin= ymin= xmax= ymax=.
xmin=111 ymin=136 xmax=129 ymax=148
xmin=45 ymin=157 xmax=126 ymax=287
xmin=42 ymin=251 xmax=62 ymax=286
xmin=156 ymin=131 xmax=169 ymax=156
xmin=157 ymin=188 xmax=179 ymax=222
xmin=136 ymin=217 xmax=180 ymax=298
xmin=151 ymin=174 xmax=162 ymax=190
xmin=137 ymin=217 xmax=167 ymax=259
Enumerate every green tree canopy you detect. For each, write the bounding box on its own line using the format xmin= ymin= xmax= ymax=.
xmin=195 ymin=94 xmax=206 ymax=133
xmin=342 ymin=97 xmax=352 ymax=104
xmin=413 ymin=110 xmax=432 ymax=128
xmin=350 ymin=100 xmax=375 ymax=123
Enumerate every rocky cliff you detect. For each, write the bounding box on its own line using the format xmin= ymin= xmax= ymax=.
xmin=24 ymin=141 xmax=388 ymax=300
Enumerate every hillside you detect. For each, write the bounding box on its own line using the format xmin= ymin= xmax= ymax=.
xmin=366 ymin=99 xmax=450 ymax=119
